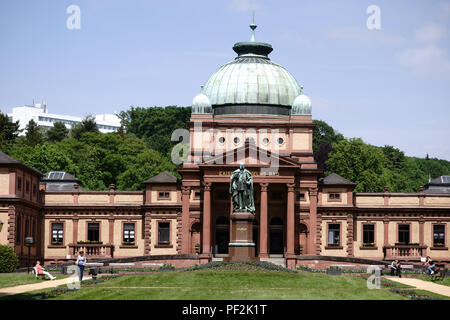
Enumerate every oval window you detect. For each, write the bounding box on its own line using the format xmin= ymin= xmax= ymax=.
xmin=218 ymin=137 xmax=225 ymax=143
xmin=234 ymin=137 xmax=240 ymax=144
xmin=278 ymin=137 xmax=284 ymax=145
xmin=263 ymin=138 xmax=269 ymax=144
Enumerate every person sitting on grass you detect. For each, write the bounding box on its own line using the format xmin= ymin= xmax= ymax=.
xmin=35 ymin=261 xmax=56 ymax=280
xmin=424 ymin=256 xmax=436 ymax=275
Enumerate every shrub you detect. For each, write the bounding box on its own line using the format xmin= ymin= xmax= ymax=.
xmin=0 ymin=244 xmax=19 ymax=273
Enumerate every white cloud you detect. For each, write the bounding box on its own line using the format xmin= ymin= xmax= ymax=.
xmin=327 ymin=26 xmax=406 ymax=46
xmin=415 ymin=24 xmax=447 ymax=43
xmin=228 ymin=0 xmax=261 ymax=13
xmin=396 ymin=45 xmax=450 ymax=75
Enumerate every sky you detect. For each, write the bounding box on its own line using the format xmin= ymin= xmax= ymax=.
xmin=0 ymin=0 xmax=449 ymax=160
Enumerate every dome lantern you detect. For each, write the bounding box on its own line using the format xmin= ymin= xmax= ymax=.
xmin=192 ymin=92 xmax=212 ymax=114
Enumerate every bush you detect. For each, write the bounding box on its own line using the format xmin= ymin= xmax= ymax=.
xmin=0 ymin=245 xmax=19 ymax=273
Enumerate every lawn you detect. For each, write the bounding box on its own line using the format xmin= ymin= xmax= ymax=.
xmin=418 ymin=276 xmax=450 ymax=287
xmin=3 ymin=264 xmax=412 ymax=300
xmin=0 ymin=273 xmax=64 ymax=288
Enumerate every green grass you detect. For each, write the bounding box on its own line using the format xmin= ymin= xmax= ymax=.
xmin=417 ymin=276 xmax=450 ymax=287
xmin=6 ymin=269 xmax=410 ymax=300
xmin=0 ymin=273 xmax=65 ymax=288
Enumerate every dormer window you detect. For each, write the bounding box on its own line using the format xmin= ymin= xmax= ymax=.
xmin=328 ymin=193 xmax=341 ymax=201
xmin=158 ymin=191 xmax=170 ymax=200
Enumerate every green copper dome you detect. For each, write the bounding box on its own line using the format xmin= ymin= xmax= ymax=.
xmin=200 ymin=23 xmax=302 ymax=116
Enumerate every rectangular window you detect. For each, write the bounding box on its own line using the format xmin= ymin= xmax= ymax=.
xmin=33 ymin=184 xmax=37 ymax=196
xmin=158 ymin=191 xmax=170 ymax=199
xmin=329 ymin=193 xmax=341 ymax=201
xmin=17 ymin=177 xmax=22 ymax=191
xmin=52 ymin=223 xmax=63 ymax=245
xmin=158 ymin=222 xmax=170 ymax=245
xmin=398 ymin=224 xmax=410 ymax=244
xmin=194 ymin=192 xmax=201 ymax=199
xmin=16 ymin=216 xmax=21 ymax=243
xmin=25 ymin=181 xmax=30 ymax=193
xmin=328 ymin=224 xmax=340 ymax=245
xmin=123 ymin=223 xmax=135 ymax=244
xmin=433 ymin=225 xmax=445 ymax=247
xmin=363 ymin=224 xmax=375 ymax=245
xmin=87 ymin=223 xmax=100 ymax=242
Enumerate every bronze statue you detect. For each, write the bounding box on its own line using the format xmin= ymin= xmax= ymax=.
xmin=230 ymin=163 xmax=255 ymax=214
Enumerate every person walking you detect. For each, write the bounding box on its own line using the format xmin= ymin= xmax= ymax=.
xmin=395 ymin=260 xmax=402 ymax=278
xmin=390 ymin=260 xmax=397 ymax=276
xmin=76 ymin=251 xmax=86 ymax=282
xmin=34 ymin=261 xmax=56 ymax=280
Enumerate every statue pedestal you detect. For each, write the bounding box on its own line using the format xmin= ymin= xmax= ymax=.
xmin=224 ymin=212 xmax=258 ymax=262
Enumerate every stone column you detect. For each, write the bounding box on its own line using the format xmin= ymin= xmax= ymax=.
xmin=181 ymin=186 xmax=191 ymax=254
xmin=72 ymin=214 xmax=79 ymax=244
xmin=383 ymin=216 xmax=389 ymax=246
xmin=346 ymin=213 xmax=354 ymax=257
xmin=308 ymin=187 xmax=318 ymax=254
xmin=200 ymin=182 xmax=212 ymax=262
xmin=259 ymin=183 xmax=269 ymax=258
xmin=144 ymin=211 xmax=151 ymax=255
xmin=286 ymin=183 xmax=296 ymax=268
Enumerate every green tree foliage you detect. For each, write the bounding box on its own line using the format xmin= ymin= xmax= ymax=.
xmin=71 ymin=115 xmax=99 ymax=139
xmin=24 ymin=119 xmax=44 ymax=147
xmin=312 ymin=120 xmax=344 ymax=170
xmin=46 ymin=122 xmax=69 ymax=142
xmin=0 ymin=244 xmax=19 ymax=273
xmin=118 ymin=106 xmax=191 ymax=156
xmin=0 ymin=111 xmax=21 ymax=150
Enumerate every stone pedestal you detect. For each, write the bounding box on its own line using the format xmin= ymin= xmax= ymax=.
xmin=224 ymin=212 xmax=258 ymax=262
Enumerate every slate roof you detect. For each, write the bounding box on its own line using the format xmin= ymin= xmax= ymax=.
xmin=142 ymin=171 xmax=179 ymax=184
xmin=425 ymin=175 xmax=450 ymax=194
xmin=41 ymin=171 xmax=84 ymax=191
xmin=322 ymin=173 xmax=356 ymax=186
xmin=0 ymin=151 xmax=43 ymax=176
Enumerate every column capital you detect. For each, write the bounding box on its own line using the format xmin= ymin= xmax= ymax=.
xmin=308 ymin=187 xmax=318 ymax=196
xmin=203 ymin=182 xmax=212 ymax=191
xmin=259 ymin=182 xmax=269 ymax=191
xmin=287 ymin=183 xmax=295 ymax=192
xmin=181 ymin=186 xmax=191 ymax=195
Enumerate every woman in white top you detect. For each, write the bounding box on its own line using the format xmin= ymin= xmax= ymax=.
xmin=76 ymin=251 xmax=86 ymax=282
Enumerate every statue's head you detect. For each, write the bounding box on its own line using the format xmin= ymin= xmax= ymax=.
xmin=239 ymin=163 xmax=245 ymax=170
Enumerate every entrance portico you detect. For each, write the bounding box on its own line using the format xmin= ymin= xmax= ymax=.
xmin=179 ymin=143 xmax=320 ymax=265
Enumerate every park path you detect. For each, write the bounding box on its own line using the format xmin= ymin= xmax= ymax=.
xmin=0 ymin=276 xmax=93 ymax=297
xmin=384 ymin=276 xmax=450 ymax=298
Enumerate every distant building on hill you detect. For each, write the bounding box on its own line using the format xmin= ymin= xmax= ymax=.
xmin=7 ymin=100 xmax=121 ymax=134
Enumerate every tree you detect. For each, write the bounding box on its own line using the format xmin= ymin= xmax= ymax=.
xmin=117 ymin=149 xmax=177 ymax=190
xmin=326 ymin=138 xmax=387 ymax=192
xmin=0 ymin=112 xmax=21 ymax=150
xmin=46 ymin=122 xmax=69 ymax=142
xmin=118 ymin=106 xmax=191 ymax=156
xmin=71 ymin=115 xmax=99 ymax=139
xmin=312 ymin=120 xmax=344 ymax=170
xmin=24 ymin=119 xmax=44 ymax=147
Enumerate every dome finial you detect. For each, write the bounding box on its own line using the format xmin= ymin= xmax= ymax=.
xmin=250 ymin=10 xmax=257 ymax=42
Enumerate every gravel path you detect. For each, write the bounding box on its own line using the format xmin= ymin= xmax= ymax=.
xmin=384 ymin=276 xmax=450 ymax=297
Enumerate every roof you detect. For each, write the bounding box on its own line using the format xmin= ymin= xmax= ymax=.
xmin=322 ymin=173 xmax=356 ymax=186
xmin=0 ymin=151 xmax=43 ymax=176
xmin=425 ymin=175 xmax=450 ymax=194
xmin=42 ymin=171 xmax=80 ymax=182
xmin=0 ymin=151 xmax=22 ymax=164
xmin=142 ymin=171 xmax=179 ymax=184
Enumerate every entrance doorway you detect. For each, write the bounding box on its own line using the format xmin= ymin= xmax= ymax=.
xmin=215 ymin=216 xmax=229 ymax=254
xmin=269 ymin=217 xmax=283 ymax=254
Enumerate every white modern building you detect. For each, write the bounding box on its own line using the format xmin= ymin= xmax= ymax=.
xmin=8 ymin=100 xmax=121 ymax=134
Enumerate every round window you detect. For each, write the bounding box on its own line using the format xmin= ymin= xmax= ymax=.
xmin=218 ymin=137 xmax=225 ymax=143
xmin=278 ymin=137 xmax=284 ymax=145
xmin=262 ymin=138 xmax=269 ymax=144
xmin=234 ymin=137 xmax=240 ymax=144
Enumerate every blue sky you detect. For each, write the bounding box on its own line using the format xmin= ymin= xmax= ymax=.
xmin=1 ymin=0 xmax=449 ymax=160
